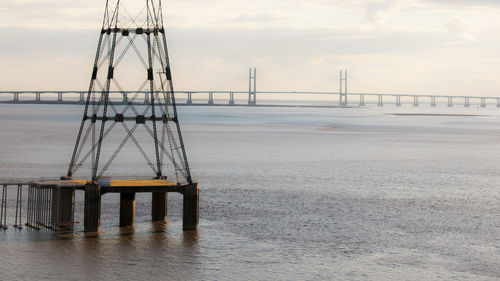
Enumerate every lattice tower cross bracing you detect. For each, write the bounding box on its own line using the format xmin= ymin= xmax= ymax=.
xmin=66 ymin=0 xmax=193 ymax=185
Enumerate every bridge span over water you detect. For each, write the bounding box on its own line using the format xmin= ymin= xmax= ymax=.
xmin=1 ymin=90 xmax=499 ymax=108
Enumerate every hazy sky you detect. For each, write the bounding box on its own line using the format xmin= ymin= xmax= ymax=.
xmin=2 ymin=0 xmax=500 ymax=96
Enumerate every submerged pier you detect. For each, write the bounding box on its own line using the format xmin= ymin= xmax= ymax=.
xmin=34 ymin=179 xmax=198 ymax=232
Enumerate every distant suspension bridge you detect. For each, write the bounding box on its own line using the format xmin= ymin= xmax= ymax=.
xmin=1 ymin=69 xmax=499 ymax=108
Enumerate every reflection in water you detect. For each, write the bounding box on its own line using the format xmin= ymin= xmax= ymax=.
xmin=183 ymin=229 xmax=199 ymax=248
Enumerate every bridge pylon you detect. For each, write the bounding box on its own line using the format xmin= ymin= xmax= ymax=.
xmin=248 ymin=68 xmax=256 ymax=105
xmin=339 ymin=70 xmax=347 ymax=106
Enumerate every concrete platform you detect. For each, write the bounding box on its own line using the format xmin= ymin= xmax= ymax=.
xmin=33 ymin=179 xmax=184 ymax=193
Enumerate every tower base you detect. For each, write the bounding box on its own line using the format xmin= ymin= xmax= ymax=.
xmin=28 ymin=179 xmax=198 ymax=233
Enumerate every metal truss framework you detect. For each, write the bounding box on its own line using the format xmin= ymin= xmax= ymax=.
xmin=66 ymin=0 xmax=192 ymax=185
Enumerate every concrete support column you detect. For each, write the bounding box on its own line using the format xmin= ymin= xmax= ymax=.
xmin=51 ymin=189 xmax=75 ymax=231
xmin=481 ymin=98 xmax=486 ymax=108
xmin=229 ymin=92 xmax=235 ymax=105
xmin=208 ymin=92 xmax=214 ymax=105
xmin=57 ymin=92 xmax=63 ymax=102
xmin=36 ymin=92 xmax=41 ymax=102
xmin=339 ymin=94 xmax=347 ymax=106
xmin=119 ymin=192 xmax=136 ymax=227
xmin=359 ymin=94 xmax=365 ymax=106
xmin=13 ymin=93 xmax=19 ymax=102
xmin=377 ymin=95 xmax=383 ymax=106
xmin=448 ymin=97 xmax=453 ymax=107
xmin=413 ymin=96 xmax=419 ymax=107
xmin=395 ymin=96 xmax=401 ymax=107
xmin=152 ymin=192 xmax=167 ymax=222
xmin=84 ymin=184 xmax=101 ymax=232
xmin=187 ymin=93 xmax=193 ymax=105
xmin=431 ymin=97 xmax=436 ymax=107
xmin=182 ymin=183 xmax=199 ymax=231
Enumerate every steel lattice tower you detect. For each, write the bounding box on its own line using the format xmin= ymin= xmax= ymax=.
xmin=66 ymin=0 xmax=192 ymax=185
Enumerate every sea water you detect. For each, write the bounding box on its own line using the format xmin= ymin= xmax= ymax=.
xmin=0 ymin=104 xmax=499 ymax=280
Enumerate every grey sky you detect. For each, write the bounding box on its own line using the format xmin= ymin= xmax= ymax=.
xmin=1 ymin=0 xmax=500 ymax=96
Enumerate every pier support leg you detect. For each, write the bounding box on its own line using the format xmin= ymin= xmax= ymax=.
xmin=152 ymin=192 xmax=167 ymax=222
xmin=14 ymin=185 xmax=22 ymax=229
xmin=182 ymin=183 xmax=199 ymax=231
xmin=377 ymin=95 xmax=383 ymax=107
xmin=1 ymin=185 xmax=7 ymax=229
xmin=339 ymin=94 xmax=347 ymax=107
xmin=84 ymin=184 xmax=101 ymax=232
xmin=120 ymin=192 xmax=136 ymax=227
xmin=52 ymin=189 xmax=75 ymax=230
xmin=413 ymin=96 xmax=419 ymax=107
xmin=61 ymin=189 xmax=75 ymax=229
xmin=208 ymin=92 xmax=214 ymax=105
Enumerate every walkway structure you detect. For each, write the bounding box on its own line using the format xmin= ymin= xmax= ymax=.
xmin=2 ymin=0 xmax=198 ymax=233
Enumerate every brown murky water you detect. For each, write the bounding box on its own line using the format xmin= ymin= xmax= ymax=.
xmin=0 ymin=104 xmax=499 ymax=280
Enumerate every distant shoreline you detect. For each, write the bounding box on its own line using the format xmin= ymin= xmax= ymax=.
xmin=389 ymin=113 xmax=486 ymax=117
